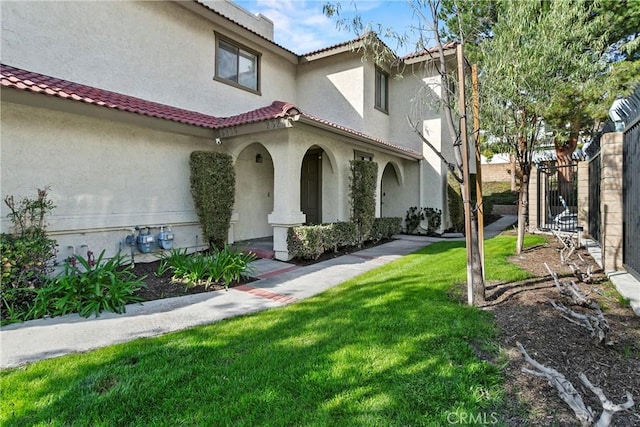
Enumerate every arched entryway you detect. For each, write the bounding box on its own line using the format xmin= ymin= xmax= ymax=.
xmin=233 ymin=142 xmax=274 ymax=240
xmin=380 ymin=162 xmax=403 ymax=218
xmin=300 ymin=146 xmax=324 ymax=225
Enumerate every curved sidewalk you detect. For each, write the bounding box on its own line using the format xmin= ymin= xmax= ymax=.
xmin=0 ymin=216 xmax=517 ymax=369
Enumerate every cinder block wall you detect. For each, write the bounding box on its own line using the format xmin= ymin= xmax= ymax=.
xmin=600 ymin=132 xmax=624 ymax=271
xmin=481 ymin=163 xmax=513 ymax=182
xmin=577 ymin=161 xmax=589 ymax=230
xmin=529 ymin=166 xmax=539 ymax=231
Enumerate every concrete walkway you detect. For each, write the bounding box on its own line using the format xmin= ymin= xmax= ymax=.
xmin=584 ymin=240 xmax=640 ymax=316
xmin=0 ymin=216 xmax=519 ymax=369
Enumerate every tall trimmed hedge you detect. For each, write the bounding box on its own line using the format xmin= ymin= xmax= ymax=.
xmin=190 ymin=151 xmax=235 ymax=249
xmin=447 ymin=172 xmax=464 ymax=233
xmin=349 ymin=160 xmax=378 ymax=245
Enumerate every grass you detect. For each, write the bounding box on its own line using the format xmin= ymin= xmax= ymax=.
xmin=0 ymin=235 xmax=543 ymax=426
xmin=483 ymin=181 xmax=519 ymax=206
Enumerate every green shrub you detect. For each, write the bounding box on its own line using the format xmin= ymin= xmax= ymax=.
xmin=370 ymin=217 xmax=402 ymax=241
xmin=1 ymin=188 xmax=58 ymax=324
xmin=447 ymin=173 xmax=464 ymax=233
xmin=404 ymin=207 xmax=422 ymax=234
xmin=190 ymin=151 xmax=235 ymax=249
xmin=157 ymin=246 xmax=255 ymax=290
xmin=328 ymin=221 xmax=358 ymax=251
xmin=209 ymin=245 xmax=256 ymax=290
xmin=287 ymin=225 xmax=332 ymax=260
xmin=349 ymin=160 xmax=378 ymax=245
xmin=30 ymin=251 xmax=146 ymax=319
xmin=404 ymin=207 xmax=442 ymax=235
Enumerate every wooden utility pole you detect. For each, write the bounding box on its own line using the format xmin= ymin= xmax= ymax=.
xmin=472 ymin=64 xmax=485 ymax=279
xmin=457 ymin=44 xmax=474 ymax=306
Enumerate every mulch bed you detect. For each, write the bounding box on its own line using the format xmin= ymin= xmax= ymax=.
xmin=482 ymin=233 xmax=640 ymax=426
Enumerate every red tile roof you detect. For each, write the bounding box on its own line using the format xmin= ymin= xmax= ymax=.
xmin=217 ymin=101 xmax=299 ymax=128
xmin=402 ymin=41 xmax=458 ymax=60
xmin=1 ymin=64 xmax=221 ymax=129
xmin=1 ymin=64 xmax=421 ymax=159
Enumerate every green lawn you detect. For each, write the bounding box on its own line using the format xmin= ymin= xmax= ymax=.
xmin=0 ymin=235 xmax=544 ymax=426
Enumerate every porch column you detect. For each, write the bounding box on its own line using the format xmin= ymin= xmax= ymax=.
xmin=601 ymin=132 xmax=623 ymax=271
xmin=268 ymin=144 xmax=306 ymax=260
xmin=528 ymin=165 xmax=540 ymax=232
xmin=577 ymin=162 xmax=589 ymax=230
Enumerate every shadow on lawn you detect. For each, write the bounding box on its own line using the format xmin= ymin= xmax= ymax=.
xmin=3 ymin=267 xmax=502 ymax=426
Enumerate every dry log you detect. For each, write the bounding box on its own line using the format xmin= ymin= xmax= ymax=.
xmin=544 ymin=263 xmax=591 ymax=306
xmin=579 ymin=373 xmax=635 ymax=427
xmin=517 ymin=341 xmax=594 ymax=426
xmin=550 ymin=300 xmax=611 ymax=346
xmin=517 ymin=342 xmax=635 ymax=427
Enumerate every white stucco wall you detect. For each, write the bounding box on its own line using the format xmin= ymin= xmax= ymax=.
xmin=201 ymin=0 xmax=274 ymax=40
xmin=1 ymin=1 xmax=296 ymax=117
xmin=297 ymin=54 xmax=366 ymax=132
xmin=233 ymin=143 xmax=274 ymax=240
xmin=0 ymin=101 xmax=225 ymax=263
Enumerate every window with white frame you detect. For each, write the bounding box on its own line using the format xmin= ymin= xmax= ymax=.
xmin=215 ymin=37 xmax=260 ymax=93
xmin=375 ymin=67 xmax=389 ymax=113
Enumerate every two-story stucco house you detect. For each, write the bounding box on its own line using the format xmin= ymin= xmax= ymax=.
xmin=0 ymin=0 xmax=457 ymax=262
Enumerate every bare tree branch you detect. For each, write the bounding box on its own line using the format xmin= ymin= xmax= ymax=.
xmin=407 ymin=116 xmax=462 ymax=183
xmin=517 ymin=341 xmax=594 ymax=426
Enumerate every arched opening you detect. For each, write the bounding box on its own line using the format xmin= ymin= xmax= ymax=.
xmin=380 ymin=162 xmax=403 ymax=218
xmin=300 ymin=146 xmax=324 ymax=225
xmin=234 ymin=142 xmax=274 ymax=240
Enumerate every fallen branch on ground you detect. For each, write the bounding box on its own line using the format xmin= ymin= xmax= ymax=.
xmin=517 ymin=342 xmax=635 ymax=427
xmin=579 ymin=373 xmax=635 ymax=427
xmin=551 ymin=230 xmax=593 ymax=282
xmin=544 ymin=263 xmax=591 ymax=306
xmin=550 ymin=300 xmax=611 ymax=346
xmin=517 ymin=341 xmax=594 ymax=425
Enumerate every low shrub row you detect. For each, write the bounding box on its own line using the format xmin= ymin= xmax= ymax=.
xmin=287 ymin=218 xmax=401 ymax=260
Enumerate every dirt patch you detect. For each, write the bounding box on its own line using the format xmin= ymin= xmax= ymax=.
xmin=484 ymin=233 xmax=640 ymax=426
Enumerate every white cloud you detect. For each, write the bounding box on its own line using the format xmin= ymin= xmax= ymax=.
xmin=240 ymin=0 xmax=359 ymax=53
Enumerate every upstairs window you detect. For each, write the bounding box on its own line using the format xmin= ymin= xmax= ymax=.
xmin=216 ymin=37 xmax=260 ymax=93
xmin=375 ymin=67 xmax=389 ymax=113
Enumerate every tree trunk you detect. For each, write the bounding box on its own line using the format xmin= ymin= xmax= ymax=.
xmin=555 ymin=133 xmax=578 ymax=202
xmin=471 ymin=209 xmax=485 ymax=303
xmin=510 ymin=154 xmax=518 ymax=192
xmin=516 ymin=167 xmax=530 ymax=254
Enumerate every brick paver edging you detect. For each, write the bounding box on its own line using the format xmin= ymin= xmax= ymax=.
xmin=234 ymin=285 xmax=298 ymax=304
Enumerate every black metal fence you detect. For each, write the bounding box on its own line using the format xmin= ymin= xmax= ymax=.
xmin=588 ymin=152 xmax=601 ymax=244
xmin=623 ymin=117 xmax=640 ymax=281
xmin=537 ymin=163 xmax=579 ymax=232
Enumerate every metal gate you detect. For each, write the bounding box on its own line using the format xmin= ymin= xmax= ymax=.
xmin=588 ymin=152 xmax=601 ymax=244
xmin=537 ymin=163 xmax=579 ymax=232
xmin=623 ymin=117 xmax=640 ymax=281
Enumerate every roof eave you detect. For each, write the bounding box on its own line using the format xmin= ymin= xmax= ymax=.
xmin=1 ymin=86 xmax=217 ymax=140
xmin=403 ymin=47 xmax=457 ymax=65
xmin=177 ymin=1 xmax=299 ymax=64
xmin=296 ymin=115 xmax=421 ymax=161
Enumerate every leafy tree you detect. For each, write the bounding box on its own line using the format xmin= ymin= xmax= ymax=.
xmin=442 ymin=0 xmax=640 ymax=252
xmin=324 ymin=0 xmax=486 ymax=304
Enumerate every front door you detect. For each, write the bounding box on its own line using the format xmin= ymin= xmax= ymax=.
xmin=300 ymin=151 xmax=322 ymax=225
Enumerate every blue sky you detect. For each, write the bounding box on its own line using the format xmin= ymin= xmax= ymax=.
xmin=233 ymin=0 xmax=427 ymax=56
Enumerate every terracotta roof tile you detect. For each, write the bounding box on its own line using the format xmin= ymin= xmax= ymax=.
xmin=402 ymin=41 xmax=458 ymax=60
xmin=1 ymin=64 xmax=421 ymax=159
xmin=298 ymin=111 xmax=421 ymax=159
xmin=1 ymin=64 xmax=221 ymax=129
